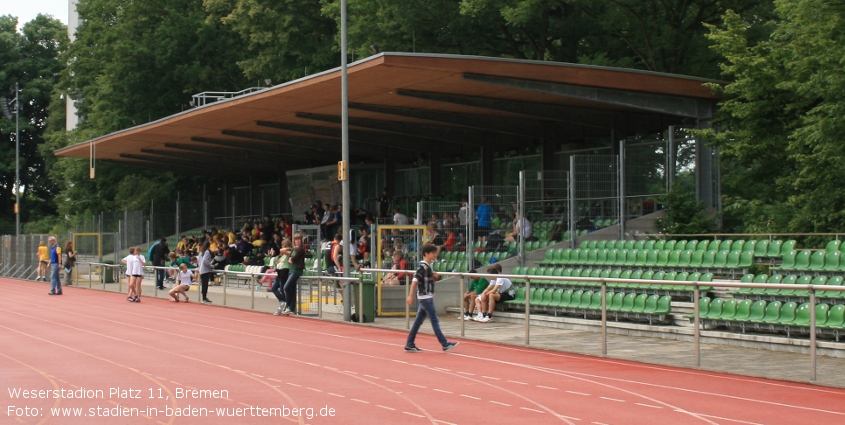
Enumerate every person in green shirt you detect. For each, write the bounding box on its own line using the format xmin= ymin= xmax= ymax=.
xmin=463 ymin=270 xmax=490 ymax=321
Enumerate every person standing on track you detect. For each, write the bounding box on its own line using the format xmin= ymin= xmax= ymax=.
xmin=280 ymin=235 xmax=305 ymax=315
xmin=404 ymin=243 xmax=459 ymax=353
xmin=63 ymin=241 xmax=76 ymax=286
xmin=151 ymin=238 xmax=169 ymax=290
xmin=36 ymin=240 xmax=48 ymax=281
xmin=198 ymin=241 xmax=214 ymax=304
xmin=122 ymin=248 xmax=138 ymax=301
xmin=47 ymin=236 xmax=62 ymax=295
xmin=272 ymin=239 xmax=293 ymax=315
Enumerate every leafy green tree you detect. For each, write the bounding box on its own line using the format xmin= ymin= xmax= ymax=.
xmin=657 ymin=187 xmax=716 ymax=235
xmin=205 ymin=0 xmax=338 ymax=82
xmin=461 ymin=0 xmax=773 ymax=77
xmin=706 ymin=1 xmax=845 ymax=233
xmin=0 ymin=14 xmax=69 ymax=232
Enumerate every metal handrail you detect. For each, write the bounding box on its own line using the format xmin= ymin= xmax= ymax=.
xmin=361 ymin=267 xmax=844 ymax=382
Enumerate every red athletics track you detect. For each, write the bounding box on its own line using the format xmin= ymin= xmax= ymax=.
xmin=2 ymin=278 xmax=845 ymax=425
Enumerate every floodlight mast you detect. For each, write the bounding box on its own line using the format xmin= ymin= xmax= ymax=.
xmin=14 ymin=83 xmax=20 ymax=236
xmin=340 ymin=0 xmax=352 ymax=322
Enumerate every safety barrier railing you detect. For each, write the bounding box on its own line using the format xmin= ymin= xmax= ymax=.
xmin=360 ymin=267 xmax=845 ymax=382
xmin=72 ymin=262 xmax=371 ymax=322
xmin=45 ymin=263 xmax=845 ymax=381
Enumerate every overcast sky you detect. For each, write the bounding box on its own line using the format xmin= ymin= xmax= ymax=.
xmin=2 ymin=0 xmax=69 ymax=27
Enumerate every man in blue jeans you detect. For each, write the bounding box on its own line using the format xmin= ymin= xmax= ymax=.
xmin=47 ymin=236 xmax=62 ymax=295
xmin=405 ymin=243 xmax=459 ymax=353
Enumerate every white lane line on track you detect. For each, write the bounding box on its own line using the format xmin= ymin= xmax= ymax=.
xmin=559 ymin=415 xmax=581 ymax=421
xmin=490 ymin=401 xmax=511 ymax=407
xmin=252 ymin=374 xmax=264 ymax=378
xmin=520 ymin=407 xmax=545 ymax=413
xmin=592 ymin=422 xmax=610 ymax=425
xmin=0 ymin=292 xmax=713 ymax=425
xmin=307 ymin=387 xmax=322 ymax=392
xmin=385 ymin=379 xmax=402 ymax=384
xmin=343 ymin=370 xmax=358 ymax=374
xmin=481 ymin=375 xmax=500 ymax=380
xmin=537 ymin=385 xmax=557 ymax=390
xmin=508 ymin=380 xmax=528 ymax=385
xmin=566 ymin=390 xmax=590 ymax=396
xmin=432 ymin=388 xmax=452 ymax=394
xmin=409 ymin=384 xmax=427 ymax=389
xmin=351 ymin=398 xmax=369 ymax=404
xmin=328 ymin=393 xmax=344 ymax=398
xmin=376 ymin=405 xmax=395 ymax=411
xmin=404 ymin=412 xmax=425 ymax=417
xmin=457 ymin=371 xmax=474 ymax=376
xmin=687 ymin=413 xmax=766 ymax=425
xmin=363 ymin=374 xmax=380 ymax=379
xmin=434 ymin=420 xmax=457 ymax=425
xmin=460 ymin=394 xmax=481 ymax=400
xmin=635 ymin=402 xmax=662 ymax=409
xmin=432 ymin=367 xmax=451 ymax=372
xmin=599 ymin=397 xmax=625 ymax=403
xmin=286 ymin=382 xmax=301 ymax=387
xmin=268 ymin=378 xmax=282 ymax=382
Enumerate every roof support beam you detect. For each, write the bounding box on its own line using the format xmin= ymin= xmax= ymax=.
xmin=396 ymin=89 xmax=612 ymax=128
xmin=295 ymin=112 xmax=530 ymax=148
xmin=165 ymin=142 xmax=323 ymax=163
xmin=254 ymin=121 xmax=435 ymax=154
xmin=216 ymin=130 xmax=389 ymax=160
xmin=119 ymin=153 xmax=243 ymax=172
xmin=463 ymin=73 xmax=715 ymax=119
xmin=139 ymin=148 xmax=283 ymax=169
xmin=101 ymin=159 xmax=227 ymax=177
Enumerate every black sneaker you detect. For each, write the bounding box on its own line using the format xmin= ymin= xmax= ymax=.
xmin=202 ymin=299 xmax=212 ymax=304
xmin=404 ymin=345 xmax=422 ymax=353
xmin=443 ymin=342 xmax=459 ymax=352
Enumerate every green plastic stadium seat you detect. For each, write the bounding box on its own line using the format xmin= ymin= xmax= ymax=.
xmin=823 ymin=250 xmax=841 ymax=272
xmin=634 ymin=240 xmax=646 ymax=250
xmin=820 ymin=276 xmax=844 ymax=299
xmin=767 ymin=240 xmax=783 ymax=257
xmin=718 ymin=298 xmax=739 ymax=321
xmin=543 ymin=248 xmax=556 ymax=264
xmin=712 ymin=251 xmax=729 ymax=269
xmin=608 ymin=292 xmax=625 ymax=311
xmin=774 ymin=302 xmax=799 ymax=325
xmin=731 ymin=240 xmax=745 ymax=252
xmin=509 ymin=287 xmax=526 ymax=305
xmin=696 ymin=240 xmax=710 ymax=252
xmin=717 ymin=240 xmax=732 ymax=252
xmin=780 ymin=240 xmax=797 ymax=255
xmin=589 ymin=291 xmax=604 ymax=310
xmin=743 ymin=240 xmax=757 ymax=254
xmin=558 ymin=289 xmax=574 ymax=307
xmin=725 ymin=251 xmax=741 ymax=269
xmin=728 ymin=299 xmax=754 ymax=323
xmin=753 ymin=300 xmax=782 ymax=324
xmin=671 ymin=240 xmax=684 ymax=251
xmin=615 ymin=249 xmax=629 ymax=266
xmin=775 ymin=274 xmax=798 ymax=296
xmin=699 ymin=250 xmax=717 ymax=268
xmin=645 ymin=249 xmax=659 ymax=267
xmin=549 ymin=288 xmax=564 ymax=308
xmin=654 ymin=296 xmax=672 ymax=315
xmin=623 ymin=240 xmax=635 ymax=250
xmin=746 ymin=300 xmax=768 ymax=322
xmin=685 ymin=240 xmax=699 ymax=252
xmin=643 ymin=240 xmax=656 ymax=250
xmin=826 ymin=240 xmax=842 ymax=252
xmin=702 ymin=298 xmax=724 ymax=320
xmin=632 ymin=294 xmax=649 ymax=313
xmin=689 ymin=250 xmax=704 ymax=268
xmin=620 ymin=293 xmax=637 ymax=313
xmin=667 ymin=250 xmax=681 ymax=268
xmin=596 ymin=240 xmax=608 ymax=249
xmin=643 ymin=294 xmax=661 ymax=314
xmin=791 ymin=303 xmax=812 ymax=327
xmin=823 ymin=304 xmax=845 ymax=329
xmin=653 ymin=240 xmax=666 ymax=251
xmin=688 ymin=297 xmax=710 ymax=319
xmin=754 ymin=240 xmax=770 ymax=257
xmin=773 ymin=250 xmax=797 ymax=271
xmin=738 ymin=251 xmax=754 ymax=269
xmin=808 ymin=250 xmax=826 ymax=272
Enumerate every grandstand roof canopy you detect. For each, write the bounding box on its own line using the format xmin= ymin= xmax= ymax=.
xmin=55 ymin=53 xmax=720 ymax=176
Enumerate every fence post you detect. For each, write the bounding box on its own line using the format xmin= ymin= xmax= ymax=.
xmin=358 ymin=275 xmax=364 ymax=323
xmin=524 ymin=277 xmax=531 ymax=345
xmin=223 ymin=272 xmax=228 ymax=306
xmin=460 ymin=275 xmax=466 ymax=337
xmin=810 ymin=287 xmax=817 ymax=382
xmin=694 ymin=283 xmax=701 ymax=367
xmin=251 ymin=272 xmax=256 ymax=310
xmin=405 ymin=272 xmax=411 ymax=330
xmin=601 ymin=280 xmax=607 ymax=356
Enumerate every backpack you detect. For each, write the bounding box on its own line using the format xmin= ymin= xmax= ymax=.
xmin=487 ymin=231 xmax=505 ymax=252
xmin=147 ymin=241 xmax=159 ymax=259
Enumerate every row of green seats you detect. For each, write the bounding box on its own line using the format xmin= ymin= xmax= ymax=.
xmin=731 ymin=274 xmax=845 ymax=299
xmin=509 ymin=266 xmax=713 ymax=292
xmin=773 ymin=249 xmax=845 ymax=273
xmin=432 ymin=261 xmax=470 ymax=273
xmin=543 ymin=247 xmax=753 ymax=271
xmin=506 ymin=288 xmax=671 ymax=320
xmin=691 ymin=298 xmax=845 ymax=336
xmin=576 ymin=239 xmax=790 ymax=258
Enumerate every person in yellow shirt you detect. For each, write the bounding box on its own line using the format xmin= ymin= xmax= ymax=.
xmin=36 ymin=241 xmax=49 ymax=281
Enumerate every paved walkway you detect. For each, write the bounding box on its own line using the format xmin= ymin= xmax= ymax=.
xmin=67 ymin=277 xmax=845 ymax=389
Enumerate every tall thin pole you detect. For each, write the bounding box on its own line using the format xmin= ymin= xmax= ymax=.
xmin=15 ymin=82 xmax=20 ymax=236
xmin=340 ymin=0 xmax=352 ymax=322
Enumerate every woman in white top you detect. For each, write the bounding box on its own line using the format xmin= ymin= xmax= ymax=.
xmin=169 ymin=263 xmax=194 ymax=302
xmin=121 ymin=248 xmax=140 ymax=302
xmin=133 ymin=249 xmax=146 ymax=302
